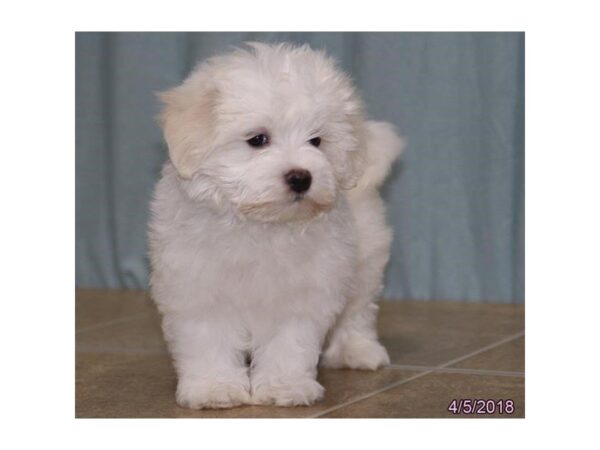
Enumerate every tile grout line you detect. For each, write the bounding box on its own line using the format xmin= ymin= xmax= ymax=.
xmin=435 ymin=331 xmax=525 ymax=369
xmin=308 ymin=330 xmax=525 ymax=418
xmin=76 ymin=312 xmax=153 ymax=335
xmin=388 ymin=364 xmax=524 ymax=378
xmin=309 ymin=370 xmax=436 ymax=418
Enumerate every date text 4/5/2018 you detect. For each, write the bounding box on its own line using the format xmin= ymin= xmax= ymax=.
xmin=448 ymin=399 xmax=515 ymax=415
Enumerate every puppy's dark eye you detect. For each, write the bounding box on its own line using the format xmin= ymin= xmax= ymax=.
xmin=309 ymin=137 xmax=321 ymax=148
xmin=247 ymin=134 xmax=269 ymax=148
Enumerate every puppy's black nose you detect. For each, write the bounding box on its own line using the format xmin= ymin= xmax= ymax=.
xmin=284 ymin=169 xmax=312 ymax=194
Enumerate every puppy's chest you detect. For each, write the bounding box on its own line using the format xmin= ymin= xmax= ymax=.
xmin=211 ymin=226 xmax=331 ymax=277
xmin=194 ymin=219 xmax=355 ymax=301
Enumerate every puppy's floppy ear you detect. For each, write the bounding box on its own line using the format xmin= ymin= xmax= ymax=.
xmin=157 ymin=73 xmax=217 ymax=179
xmin=337 ymin=117 xmax=368 ymax=190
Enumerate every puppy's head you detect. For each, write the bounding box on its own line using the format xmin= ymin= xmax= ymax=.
xmin=159 ymin=42 xmax=366 ymax=223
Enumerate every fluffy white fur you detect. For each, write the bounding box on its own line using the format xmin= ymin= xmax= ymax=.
xmin=149 ymin=43 xmax=404 ymax=409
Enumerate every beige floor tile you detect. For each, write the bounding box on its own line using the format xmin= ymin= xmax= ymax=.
xmin=76 ymin=289 xmax=156 ymax=331
xmin=76 ymin=312 xmax=167 ymax=354
xmin=76 ymin=352 xmax=420 ymax=418
xmin=75 ymin=292 xmax=525 ymax=418
xmin=377 ymin=301 xmax=524 ymax=366
xmin=451 ymin=337 xmax=524 ymax=372
xmin=321 ymin=372 xmax=525 ymax=418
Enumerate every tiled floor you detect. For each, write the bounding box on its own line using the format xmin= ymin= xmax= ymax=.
xmin=76 ymin=289 xmax=525 ymax=418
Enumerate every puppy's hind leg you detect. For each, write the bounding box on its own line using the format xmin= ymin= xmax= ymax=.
xmin=321 ymin=193 xmax=392 ymax=371
xmin=321 ymin=300 xmax=390 ymax=370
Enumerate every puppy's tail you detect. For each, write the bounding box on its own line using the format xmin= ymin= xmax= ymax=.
xmin=352 ymin=121 xmax=405 ymax=192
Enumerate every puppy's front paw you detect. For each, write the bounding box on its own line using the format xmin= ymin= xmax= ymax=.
xmin=321 ymin=337 xmax=390 ymax=370
xmin=251 ymin=377 xmax=324 ymax=407
xmin=176 ymin=377 xmax=251 ymax=409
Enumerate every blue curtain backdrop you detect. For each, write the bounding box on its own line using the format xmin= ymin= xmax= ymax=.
xmin=76 ymin=32 xmax=524 ymax=303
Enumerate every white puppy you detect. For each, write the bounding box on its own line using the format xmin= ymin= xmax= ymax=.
xmin=149 ymin=42 xmax=403 ymax=409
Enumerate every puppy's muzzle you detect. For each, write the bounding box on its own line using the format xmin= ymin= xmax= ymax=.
xmin=284 ymin=169 xmax=312 ymax=194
